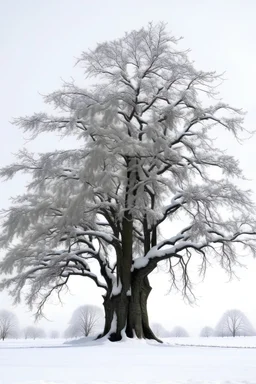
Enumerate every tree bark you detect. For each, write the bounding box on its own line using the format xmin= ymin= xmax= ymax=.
xmin=98 ymin=292 xmax=128 ymax=341
xmin=97 ymin=158 xmax=161 ymax=343
xmin=126 ymin=273 xmax=162 ymax=342
xmin=99 ymin=271 xmax=162 ymax=343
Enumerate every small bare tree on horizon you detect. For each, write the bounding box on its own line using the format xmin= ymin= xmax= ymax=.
xmin=0 ymin=310 xmax=18 ymax=340
xmin=171 ymin=326 xmax=189 ymax=337
xmin=65 ymin=305 xmax=103 ymax=338
xmin=23 ymin=325 xmax=46 ymax=339
xmin=215 ymin=309 xmax=255 ymax=337
xmin=49 ymin=330 xmax=59 ymax=339
xmin=151 ymin=322 xmax=170 ymax=337
xmin=200 ymin=326 xmax=214 ymax=337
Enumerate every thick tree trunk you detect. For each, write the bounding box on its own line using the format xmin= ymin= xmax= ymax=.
xmin=126 ymin=275 xmax=161 ymax=341
xmin=99 ymin=273 xmax=162 ymax=343
xmin=97 ymin=158 xmax=161 ymax=342
xmin=100 ymin=293 xmax=129 ymax=341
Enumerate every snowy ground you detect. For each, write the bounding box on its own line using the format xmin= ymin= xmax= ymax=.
xmin=1 ymin=337 xmax=256 ymax=384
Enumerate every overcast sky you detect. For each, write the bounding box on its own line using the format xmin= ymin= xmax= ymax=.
xmin=1 ymin=0 xmax=256 ymax=336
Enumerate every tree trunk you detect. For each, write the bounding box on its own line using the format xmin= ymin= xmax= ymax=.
xmin=97 ymin=158 xmax=160 ymax=342
xmin=99 ymin=273 xmax=162 ymax=343
xmin=100 ymin=292 xmax=129 ymax=341
xmin=127 ymin=275 xmax=161 ymax=341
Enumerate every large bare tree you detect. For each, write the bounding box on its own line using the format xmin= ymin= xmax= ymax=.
xmin=0 ymin=23 xmax=256 ymax=342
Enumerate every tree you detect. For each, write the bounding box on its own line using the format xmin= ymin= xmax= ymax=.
xmin=151 ymin=322 xmax=170 ymax=337
xmin=170 ymin=326 xmax=189 ymax=337
xmin=65 ymin=305 xmax=103 ymax=338
xmin=23 ymin=326 xmax=46 ymax=339
xmin=49 ymin=330 xmax=60 ymax=339
xmin=0 ymin=310 xmax=18 ymax=340
xmin=23 ymin=326 xmax=31 ymax=339
xmin=200 ymin=326 xmax=214 ymax=337
xmin=215 ymin=309 xmax=254 ymax=337
xmin=0 ymin=22 xmax=256 ymax=342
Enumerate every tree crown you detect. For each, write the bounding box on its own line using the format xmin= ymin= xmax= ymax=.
xmin=0 ymin=22 xmax=255 ymax=315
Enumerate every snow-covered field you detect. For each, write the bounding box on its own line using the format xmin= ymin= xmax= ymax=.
xmin=1 ymin=337 xmax=256 ymax=384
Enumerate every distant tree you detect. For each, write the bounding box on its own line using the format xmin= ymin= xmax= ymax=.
xmin=23 ymin=326 xmax=31 ymax=339
xmin=49 ymin=330 xmax=59 ymax=339
xmin=23 ymin=326 xmax=46 ymax=339
xmin=63 ymin=328 xmax=72 ymax=339
xmin=170 ymin=326 xmax=189 ymax=337
xmin=1 ymin=22 xmax=256 ymax=343
xmin=151 ymin=323 xmax=170 ymax=337
xmin=0 ymin=310 xmax=18 ymax=340
xmin=65 ymin=305 xmax=103 ymax=338
xmin=200 ymin=326 xmax=214 ymax=337
xmin=215 ymin=309 xmax=254 ymax=337
xmin=23 ymin=325 xmax=36 ymax=339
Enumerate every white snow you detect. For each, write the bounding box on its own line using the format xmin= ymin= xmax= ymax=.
xmin=168 ymin=336 xmax=256 ymax=348
xmin=111 ymin=281 xmax=122 ymax=296
xmin=1 ymin=337 xmax=256 ymax=383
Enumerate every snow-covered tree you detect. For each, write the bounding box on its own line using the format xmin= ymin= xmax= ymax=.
xmin=200 ymin=326 xmax=214 ymax=337
xmin=0 ymin=310 xmax=18 ymax=340
xmin=0 ymin=22 xmax=256 ymax=342
xmin=215 ymin=309 xmax=254 ymax=337
xmin=170 ymin=326 xmax=189 ymax=337
xmin=65 ymin=305 xmax=103 ymax=338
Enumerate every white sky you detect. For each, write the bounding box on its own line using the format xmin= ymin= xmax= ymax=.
xmin=1 ymin=0 xmax=256 ymax=336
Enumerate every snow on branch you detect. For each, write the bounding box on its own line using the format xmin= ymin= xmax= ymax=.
xmin=1 ymin=22 xmax=256 ymax=312
xmin=134 ymin=223 xmax=256 ymax=276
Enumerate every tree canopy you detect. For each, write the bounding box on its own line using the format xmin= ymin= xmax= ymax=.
xmin=0 ymin=22 xmax=255 ymax=341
